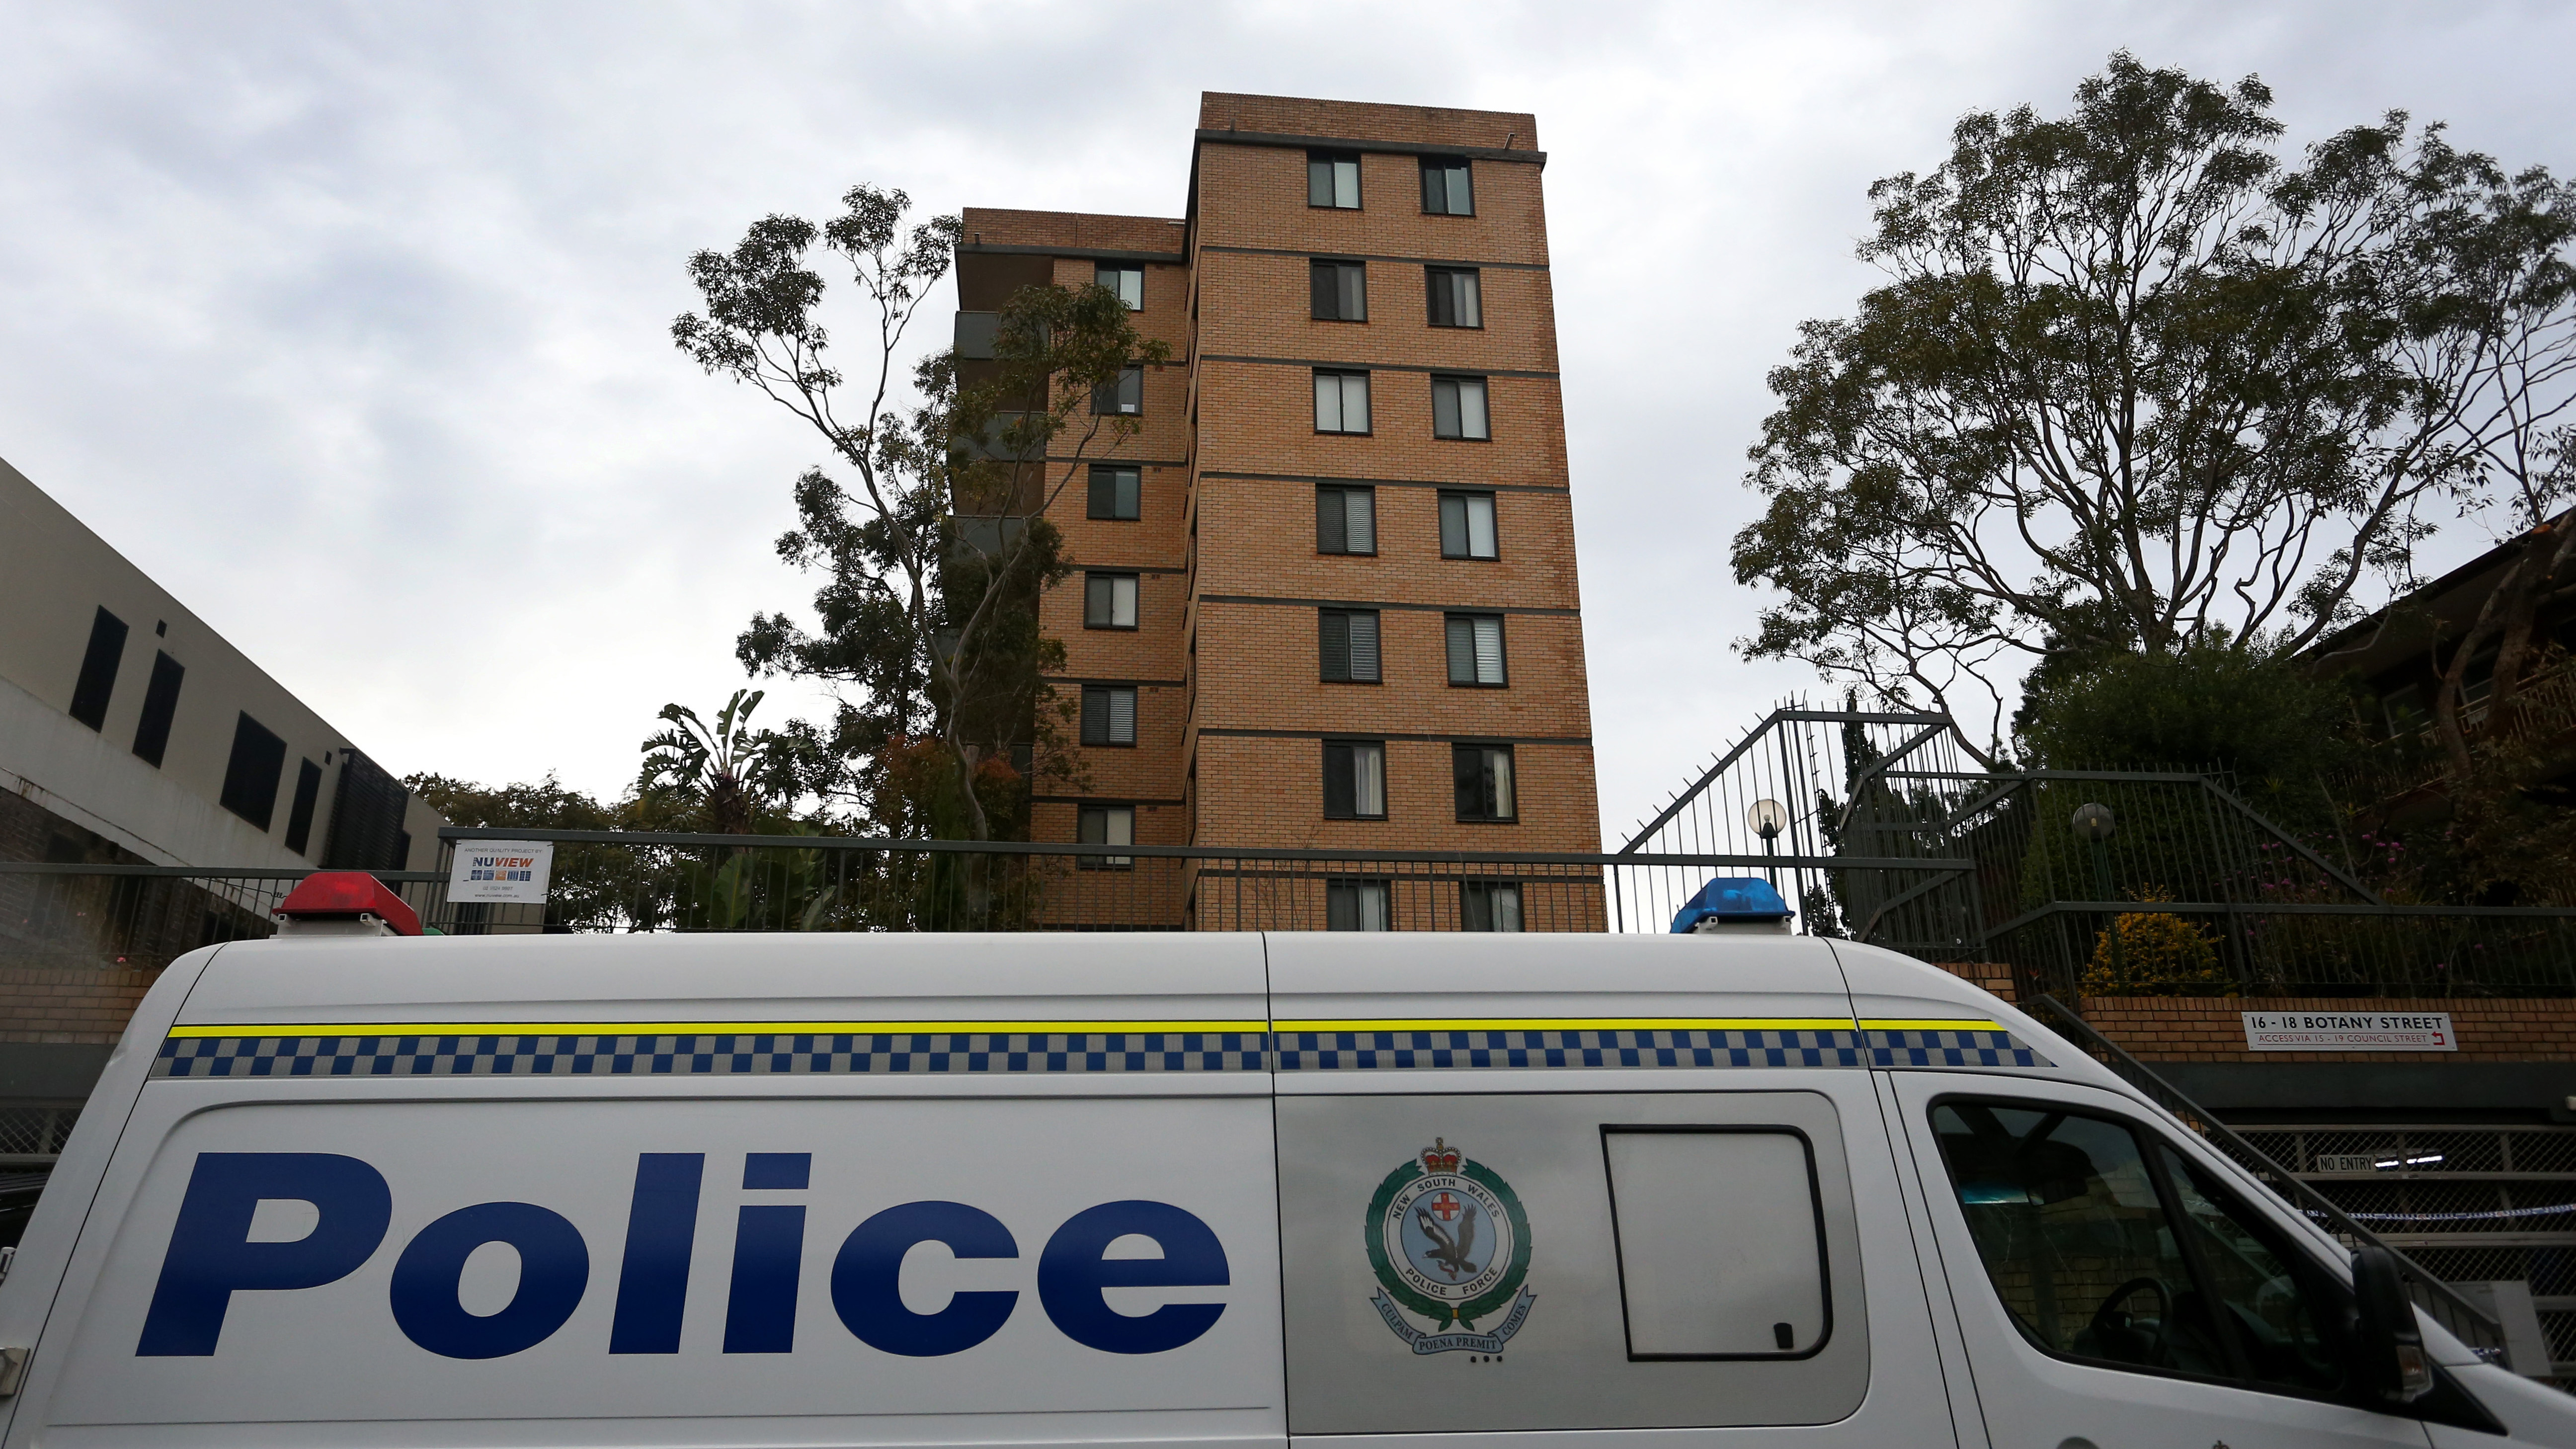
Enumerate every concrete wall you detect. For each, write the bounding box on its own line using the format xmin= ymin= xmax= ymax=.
xmin=0 ymin=453 xmax=443 ymax=871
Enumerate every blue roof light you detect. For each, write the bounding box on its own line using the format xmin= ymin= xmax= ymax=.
xmin=1670 ymin=877 xmax=1793 ymax=933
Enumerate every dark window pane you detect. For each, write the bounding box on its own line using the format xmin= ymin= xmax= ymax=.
xmin=218 ymin=712 xmax=288 ymax=831
xmin=1320 ymin=611 xmax=1351 ymax=681
xmin=1462 ymin=881 xmax=1523 ymax=931
xmin=1429 ymin=268 xmax=1483 ymax=328
xmin=1309 ymin=154 xmax=1333 ymax=207
xmin=2156 ymin=1145 xmax=2349 ymax=1394
xmin=1317 ymin=487 xmax=1347 ymax=553
xmin=69 ymin=606 xmax=127 ymax=730
xmin=1931 ymin=1104 xmax=2227 ymax=1378
xmin=1311 ymin=260 xmax=1337 ymax=319
xmin=132 ymin=651 xmax=184 ymax=767
xmin=284 ymin=758 xmax=323 ymax=854
xmin=1422 ymin=159 xmax=1472 ymax=215
xmin=1327 ymin=879 xmax=1389 ymax=930
xmin=1089 ymin=467 xmax=1139 ymax=520
xmin=1453 ymin=744 xmax=1516 ymax=821
xmin=1441 ymin=493 xmax=1467 ymax=556
xmin=1433 ymin=379 xmax=1461 ymax=438
xmin=323 ymin=748 xmax=411 ymax=869
xmin=1082 ymin=686 xmax=1110 ymax=744
xmin=1323 ymin=742 xmax=1356 ymax=817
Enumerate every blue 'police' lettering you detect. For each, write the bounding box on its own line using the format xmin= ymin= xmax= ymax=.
xmin=137 ymin=1152 xmax=391 ymax=1356
xmin=389 ymin=1202 xmax=590 ymax=1359
xmin=1038 ymin=1200 xmax=1228 ymax=1354
xmin=137 ymin=1151 xmax=1232 ymax=1361
xmin=608 ymin=1152 xmax=704 ymax=1354
xmin=724 ymin=1204 xmax=807 ymax=1353
xmin=831 ymin=1201 xmax=1020 ymax=1356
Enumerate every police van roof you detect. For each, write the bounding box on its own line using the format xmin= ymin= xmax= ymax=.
xmin=160 ymin=932 xmax=2108 ymax=1092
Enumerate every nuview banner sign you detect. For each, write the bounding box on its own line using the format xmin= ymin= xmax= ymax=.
xmin=2241 ymin=1011 xmax=2456 ymax=1051
xmin=446 ymin=840 xmax=555 ymax=904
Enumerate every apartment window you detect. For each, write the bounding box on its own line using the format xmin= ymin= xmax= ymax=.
xmin=283 ymin=758 xmax=324 ymax=855
xmin=1319 ymin=609 xmax=1382 ymax=683
xmin=1088 ymin=465 xmax=1140 ymax=520
xmin=1446 ymin=613 xmax=1507 ymax=686
xmin=1327 ymin=878 xmax=1391 ymax=930
xmin=1308 ymin=150 xmax=1361 ymax=209
xmin=1077 ymin=804 xmax=1134 ymax=870
xmin=1322 ymin=740 xmax=1387 ymax=820
xmin=1096 ymin=263 xmax=1144 ymax=311
xmin=1316 ymin=484 xmax=1376 ymax=555
xmin=1441 ymin=491 xmax=1499 ymax=559
xmin=1421 ymin=156 xmax=1474 ymax=215
xmin=1092 ymin=364 xmax=1143 ymax=416
xmin=1081 ymin=685 xmax=1138 ymax=747
xmin=1427 ymin=266 xmax=1483 ymax=327
xmin=1462 ymin=880 xmax=1523 ymax=932
xmin=1432 ymin=375 xmax=1490 ymax=440
xmin=1084 ymin=572 xmax=1139 ymax=629
xmin=1314 ymin=369 xmax=1370 ymax=433
xmin=68 ymin=605 xmax=128 ymax=730
xmin=1310 ymin=259 xmax=1366 ymax=322
xmin=131 ymin=651 xmax=184 ymax=767
xmin=1454 ymin=743 xmax=1518 ymax=822
xmin=219 ymin=712 xmax=288 ymax=832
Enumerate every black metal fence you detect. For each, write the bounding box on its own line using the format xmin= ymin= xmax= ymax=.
xmin=2 ymin=832 xmax=1905 ymax=964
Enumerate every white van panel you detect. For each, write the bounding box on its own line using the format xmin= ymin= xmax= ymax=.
xmin=170 ymin=932 xmax=1273 ymax=1031
xmin=1279 ymin=1089 xmax=1866 ymax=1433
xmin=33 ymin=1090 xmax=1279 ymax=1445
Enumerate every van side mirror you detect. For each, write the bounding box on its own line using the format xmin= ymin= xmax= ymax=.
xmin=2351 ymin=1245 xmax=2434 ymax=1403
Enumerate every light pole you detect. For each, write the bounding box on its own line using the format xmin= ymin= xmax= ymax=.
xmin=1748 ymin=799 xmax=1787 ymax=889
xmin=2072 ymin=803 xmax=2123 ymax=987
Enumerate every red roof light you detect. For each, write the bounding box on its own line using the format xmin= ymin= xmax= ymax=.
xmin=274 ymin=872 xmax=422 ymax=936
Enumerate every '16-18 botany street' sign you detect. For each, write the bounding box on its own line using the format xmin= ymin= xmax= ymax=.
xmin=2240 ymin=1011 xmax=2455 ymax=1051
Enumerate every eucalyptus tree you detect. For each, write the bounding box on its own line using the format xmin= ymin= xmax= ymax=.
xmin=674 ymin=186 xmax=1170 ymax=839
xmin=1732 ymin=53 xmax=2575 ymax=761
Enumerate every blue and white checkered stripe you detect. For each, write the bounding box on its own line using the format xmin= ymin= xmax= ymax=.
xmin=153 ymin=1032 xmax=1267 ymax=1078
xmin=1272 ymin=1028 xmax=1865 ymax=1071
xmin=1866 ymin=1028 xmax=2051 ymax=1068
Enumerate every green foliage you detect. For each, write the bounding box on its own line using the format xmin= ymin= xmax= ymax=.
xmin=2015 ymin=643 xmax=2363 ymax=810
xmin=636 ymin=689 xmax=814 ymax=835
xmin=1731 ymin=51 xmax=2573 ymax=752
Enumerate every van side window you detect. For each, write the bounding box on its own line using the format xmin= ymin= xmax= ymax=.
xmin=1930 ymin=1101 xmax=2351 ymax=1396
xmin=1603 ymin=1127 xmax=1827 ymax=1358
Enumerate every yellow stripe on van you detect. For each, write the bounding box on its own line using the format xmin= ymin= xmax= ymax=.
xmin=164 ymin=1021 xmax=1270 ymax=1040
xmin=1269 ymin=1017 xmax=1859 ymax=1034
xmin=1859 ymin=1018 xmax=2005 ymax=1032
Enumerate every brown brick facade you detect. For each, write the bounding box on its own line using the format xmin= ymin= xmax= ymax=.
xmin=2077 ymin=996 xmax=2576 ymax=1065
xmin=1 ymin=965 xmax=161 ymax=1046
xmin=962 ymin=93 xmax=1597 ymax=928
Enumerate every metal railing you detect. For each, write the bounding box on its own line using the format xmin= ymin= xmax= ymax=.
xmin=0 ymin=835 xmax=1947 ymax=961
xmin=2022 ymin=995 xmax=2509 ymax=1357
xmin=1991 ymin=900 xmax=2576 ymax=1001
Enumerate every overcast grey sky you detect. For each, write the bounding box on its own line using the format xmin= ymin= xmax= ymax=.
xmin=4 ymin=0 xmax=2571 ymax=844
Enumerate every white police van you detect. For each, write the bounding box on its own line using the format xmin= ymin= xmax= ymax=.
xmin=2 ymin=879 xmax=2572 ymax=1448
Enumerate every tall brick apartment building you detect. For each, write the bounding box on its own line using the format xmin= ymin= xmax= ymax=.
xmin=955 ymin=94 xmax=1598 ymax=929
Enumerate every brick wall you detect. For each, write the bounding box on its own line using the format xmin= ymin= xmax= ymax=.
xmin=1 ymin=965 xmax=160 ymax=1046
xmin=2078 ymin=996 xmax=2576 ymax=1064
